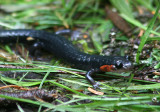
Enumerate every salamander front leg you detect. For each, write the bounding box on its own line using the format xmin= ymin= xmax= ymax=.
xmin=86 ymin=68 xmax=101 ymax=89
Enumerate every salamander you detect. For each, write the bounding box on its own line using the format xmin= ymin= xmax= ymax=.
xmin=0 ymin=29 xmax=132 ymax=89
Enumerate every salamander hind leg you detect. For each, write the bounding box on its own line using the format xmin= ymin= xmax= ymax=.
xmin=85 ymin=68 xmax=101 ymax=89
xmin=29 ymin=41 xmax=45 ymax=57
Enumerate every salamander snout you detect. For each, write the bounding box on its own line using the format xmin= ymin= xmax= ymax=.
xmin=114 ymin=59 xmax=133 ymax=70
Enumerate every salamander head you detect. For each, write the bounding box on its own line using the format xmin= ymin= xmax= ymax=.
xmin=114 ymin=57 xmax=132 ymax=70
xmin=100 ymin=56 xmax=133 ymax=72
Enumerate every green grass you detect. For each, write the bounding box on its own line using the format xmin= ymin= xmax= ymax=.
xmin=136 ymin=3 xmax=160 ymax=63
xmin=0 ymin=0 xmax=160 ymax=112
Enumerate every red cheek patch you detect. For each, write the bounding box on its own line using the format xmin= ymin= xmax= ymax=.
xmin=100 ymin=65 xmax=114 ymax=72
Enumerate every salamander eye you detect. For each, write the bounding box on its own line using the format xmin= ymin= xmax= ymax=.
xmin=115 ymin=60 xmax=123 ymax=69
xmin=125 ymin=55 xmax=130 ymax=60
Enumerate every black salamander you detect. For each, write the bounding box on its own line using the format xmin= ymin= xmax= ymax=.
xmin=0 ymin=29 xmax=132 ymax=89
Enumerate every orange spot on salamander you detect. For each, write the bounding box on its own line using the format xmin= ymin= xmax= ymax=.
xmin=26 ymin=37 xmax=35 ymax=41
xmin=100 ymin=65 xmax=114 ymax=72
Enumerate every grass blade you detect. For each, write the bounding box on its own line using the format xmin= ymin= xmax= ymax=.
xmin=136 ymin=2 xmax=160 ymax=63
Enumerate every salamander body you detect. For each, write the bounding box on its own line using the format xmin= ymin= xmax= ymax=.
xmin=0 ymin=29 xmax=132 ymax=89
